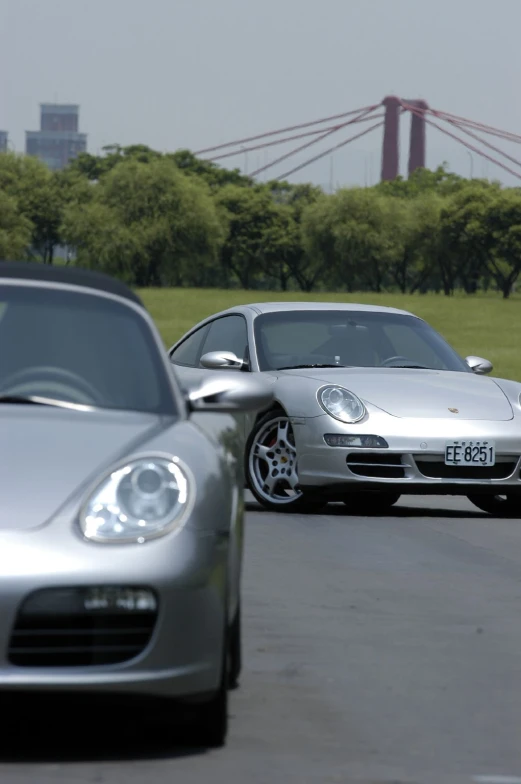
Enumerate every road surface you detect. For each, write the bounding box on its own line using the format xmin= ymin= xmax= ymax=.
xmin=4 ymin=495 xmax=521 ymax=784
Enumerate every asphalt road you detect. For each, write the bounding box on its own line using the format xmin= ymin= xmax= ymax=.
xmin=4 ymin=495 xmax=521 ymax=784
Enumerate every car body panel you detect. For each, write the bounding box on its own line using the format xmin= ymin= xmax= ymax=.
xmin=265 ymin=367 xmax=514 ymax=421
xmin=0 ymin=407 xmax=171 ymax=531
xmin=0 ymin=538 xmax=228 ymax=697
xmin=293 ymin=410 xmax=521 ymax=490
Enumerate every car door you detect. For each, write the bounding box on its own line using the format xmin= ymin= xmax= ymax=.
xmin=170 ymin=314 xmax=253 ymax=437
xmin=196 ymin=314 xmax=253 ymax=439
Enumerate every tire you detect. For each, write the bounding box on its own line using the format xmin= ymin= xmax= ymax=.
xmin=342 ymin=491 xmax=401 ymax=515
xmin=246 ymin=410 xmax=327 ymax=514
xmin=468 ymin=494 xmax=521 ymax=518
xmin=189 ymin=635 xmax=229 ymax=748
xmin=228 ymin=603 xmax=242 ymax=690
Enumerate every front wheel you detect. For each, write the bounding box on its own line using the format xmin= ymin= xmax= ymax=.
xmin=246 ymin=411 xmax=326 ymax=514
xmin=342 ymin=491 xmax=401 ymax=515
xmin=187 ymin=632 xmax=229 ymax=748
xmin=468 ymin=494 xmax=521 ymax=518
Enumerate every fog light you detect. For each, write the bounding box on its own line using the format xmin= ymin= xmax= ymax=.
xmin=83 ymin=587 xmax=157 ymax=612
xmin=20 ymin=586 xmax=158 ymax=617
xmin=324 ymin=434 xmax=389 ymax=448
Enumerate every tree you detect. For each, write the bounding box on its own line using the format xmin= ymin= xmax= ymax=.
xmin=301 ymin=192 xmax=355 ymax=291
xmin=481 ymin=189 xmax=521 ymax=298
xmin=0 ymin=191 xmax=33 ymax=259
xmin=302 ymin=187 xmax=402 ymax=293
xmin=389 ymin=193 xmax=446 ymax=294
xmin=62 ymin=157 xmax=225 ymax=286
xmin=0 ymin=152 xmax=67 ymax=264
xmin=61 ymin=201 xmax=138 ymax=282
xmin=438 ymin=181 xmax=501 ymax=295
xmin=70 ymin=144 xmax=164 ymax=181
xmin=376 ymin=164 xmax=466 ymax=200
xmin=169 ymin=150 xmax=252 ymax=189
xmin=71 ymin=145 xmax=252 ymax=190
xmin=215 ymin=185 xmax=283 ymax=289
xmin=262 ymin=182 xmax=324 ymax=291
xmin=255 ymin=203 xmax=300 ymax=291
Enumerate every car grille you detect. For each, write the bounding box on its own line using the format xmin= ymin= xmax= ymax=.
xmin=346 ymin=453 xmax=406 ymax=479
xmin=413 ymin=457 xmax=518 ymax=481
xmin=9 ymin=588 xmax=158 ymax=668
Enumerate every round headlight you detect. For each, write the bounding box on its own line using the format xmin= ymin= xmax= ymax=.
xmin=79 ymin=456 xmax=193 ymax=544
xmin=318 ymin=385 xmax=366 ymax=423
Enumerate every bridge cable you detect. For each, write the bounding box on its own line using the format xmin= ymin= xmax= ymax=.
xmin=400 ymin=100 xmax=521 ymax=182
xmin=194 ymin=103 xmax=382 ymax=156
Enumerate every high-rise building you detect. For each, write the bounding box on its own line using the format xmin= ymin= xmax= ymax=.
xmin=0 ymin=131 xmax=8 ymax=152
xmin=25 ymin=104 xmax=87 ymax=170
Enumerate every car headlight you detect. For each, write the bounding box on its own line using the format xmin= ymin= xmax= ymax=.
xmin=318 ymin=385 xmax=366 ymax=423
xmin=79 ymin=455 xmax=194 ymax=544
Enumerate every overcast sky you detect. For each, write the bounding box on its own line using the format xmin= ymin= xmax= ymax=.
xmin=1 ymin=0 xmax=520 ymax=188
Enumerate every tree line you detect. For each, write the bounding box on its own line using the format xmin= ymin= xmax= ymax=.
xmin=1 ymin=144 xmax=520 ymax=297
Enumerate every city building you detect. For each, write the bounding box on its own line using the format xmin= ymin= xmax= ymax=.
xmin=25 ymin=103 xmax=87 ymax=170
xmin=0 ymin=131 xmax=8 ymax=152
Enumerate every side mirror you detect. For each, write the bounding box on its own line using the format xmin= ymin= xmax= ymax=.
xmin=200 ymin=350 xmax=244 ymax=371
xmin=187 ymin=373 xmax=273 ymax=413
xmin=465 ymin=355 xmax=493 ymax=375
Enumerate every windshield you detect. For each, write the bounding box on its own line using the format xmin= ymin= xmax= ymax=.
xmin=253 ymin=310 xmax=470 ymax=373
xmin=0 ymin=284 xmax=176 ymax=415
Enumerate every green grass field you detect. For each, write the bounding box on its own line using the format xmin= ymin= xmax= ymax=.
xmin=138 ymin=287 xmax=521 ymax=381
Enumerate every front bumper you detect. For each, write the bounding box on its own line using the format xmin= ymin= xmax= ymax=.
xmin=294 ymin=413 xmax=521 ymax=496
xmin=0 ymin=524 xmax=228 ymax=700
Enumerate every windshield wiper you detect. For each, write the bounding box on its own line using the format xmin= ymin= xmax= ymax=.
xmin=276 ymin=363 xmax=347 ymax=370
xmin=384 ymin=364 xmax=430 ymax=369
xmin=0 ymin=394 xmax=92 ymax=410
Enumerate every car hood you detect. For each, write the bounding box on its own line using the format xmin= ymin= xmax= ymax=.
xmin=277 ymin=368 xmax=514 ymax=421
xmin=0 ymin=406 xmax=174 ymax=532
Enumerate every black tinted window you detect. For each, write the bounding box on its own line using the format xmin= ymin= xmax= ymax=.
xmin=200 ymin=316 xmax=248 ymax=361
xmin=254 ymin=310 xmax=468 ymax=372
xmin=170 ymin=325 xmax=209 ymax=367
xmin=0 ymin=285 xmax=176 ymax=414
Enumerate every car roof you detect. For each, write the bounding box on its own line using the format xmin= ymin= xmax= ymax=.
xmin=0 ymin=260 xmax=145 ymax=309
xmin=222 ymin=301 xmax=415 ymax=317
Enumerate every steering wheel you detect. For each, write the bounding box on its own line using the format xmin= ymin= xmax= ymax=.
xmin=0 ymin=366 xmax=104 ymax=406
xmin=380 ymin=355 xmax=416 ymax=368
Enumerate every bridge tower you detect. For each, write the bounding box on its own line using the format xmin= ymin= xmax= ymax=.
xmin=381 ymin=96 xmax=428 ymax=181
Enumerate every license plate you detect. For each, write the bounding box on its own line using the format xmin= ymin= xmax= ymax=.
xmin=444 ymin=440 xmax=496 ymax=466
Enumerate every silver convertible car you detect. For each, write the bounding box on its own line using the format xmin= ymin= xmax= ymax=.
xmin=169 ymin=301 xmax=521 ymax=518
xmin=0 ymin=261 xmax=272 ymax=747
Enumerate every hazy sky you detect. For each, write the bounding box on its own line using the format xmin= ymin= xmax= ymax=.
xmin=1 ymin=0 xmax=520 ymax=188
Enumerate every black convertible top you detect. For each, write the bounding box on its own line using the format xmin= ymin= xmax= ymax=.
xmin=0 ymin=260 xmax=144 ymax=308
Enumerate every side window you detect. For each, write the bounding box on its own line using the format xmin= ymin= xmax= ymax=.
xmin=200 ymin=315 xmax=248 ymax=362
xmin=169 ymin=324 xmax=209 ymax=367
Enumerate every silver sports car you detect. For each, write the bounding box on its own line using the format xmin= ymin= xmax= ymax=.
xmin=169 ymin=301 xmax=521 ymax=518
xmin=0 ymin=261 xmax=272 ymax=747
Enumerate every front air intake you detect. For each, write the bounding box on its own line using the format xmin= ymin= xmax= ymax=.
xmin=9 ymin=587 xmax=158 ymax=668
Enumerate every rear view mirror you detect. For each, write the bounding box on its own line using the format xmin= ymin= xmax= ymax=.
xmin=328 ymin=322 xmax=367 ymax=336
xmin=187 ymin=373 xmax=273 ymax=413
xmin=200 ymin=351 xmax=245 ymax=370
xmin=465 ymin=355 xmax=493 ymax=375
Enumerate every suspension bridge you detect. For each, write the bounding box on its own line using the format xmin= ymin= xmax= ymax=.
xmin=194 ymin=96 xmax=521 ymax=184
